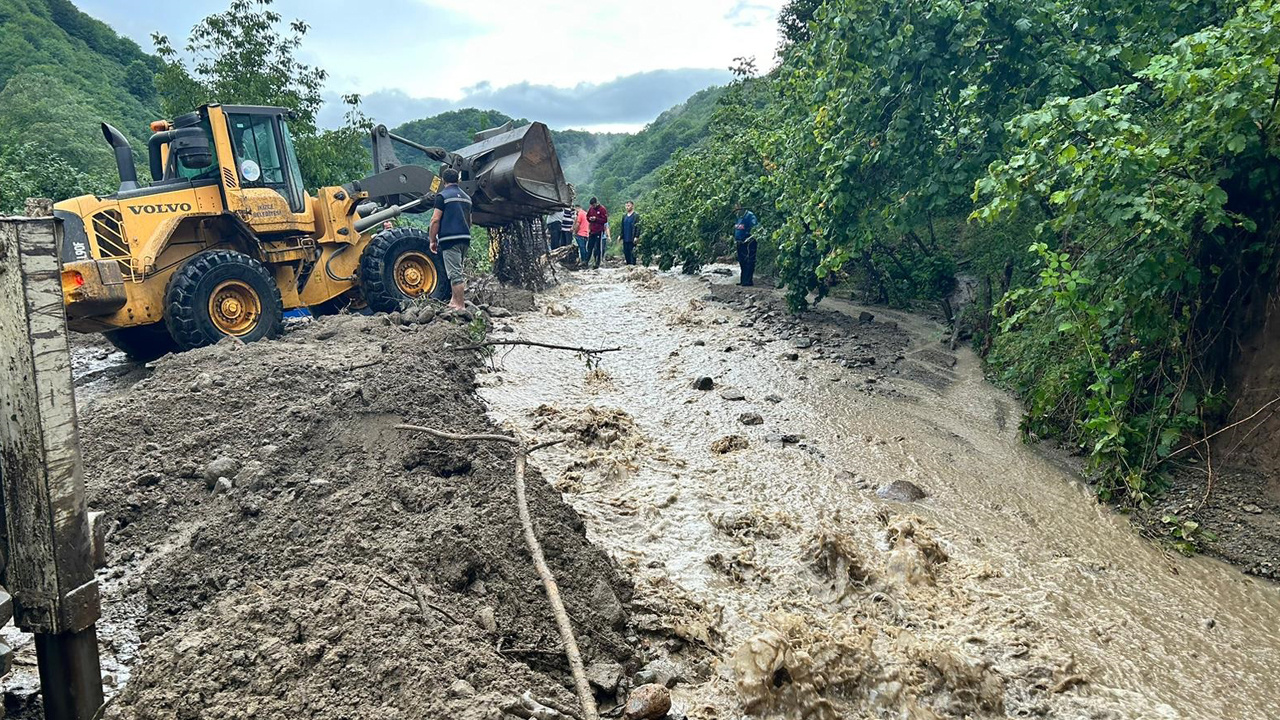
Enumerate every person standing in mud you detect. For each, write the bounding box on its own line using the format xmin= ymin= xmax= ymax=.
xmin=733 ymin=203 xmax=759 ymax=286
xmin=586 ymin=198 xmax=609 ymax=269
xmin=620 ymin=200 xmax=641 ymax=266
xmin=574 ymin=204 xmax=591 ymax=263
xmin=429 ymin=168 xmax=473 ymax=311
xmin=560 ymin=205 xmax=576 ymax=250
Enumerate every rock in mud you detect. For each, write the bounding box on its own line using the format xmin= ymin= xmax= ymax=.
xmin=791 ymin=338 xmax=813 ymax=349
xmin=859 ymin=311 xmax=875 ymax=323
xmin=781 ymin=352 xmax=799 ymax=361
xmin=448 ymin=679 xmax=477 ymax=698
xmin=693 ymin=339 xmax=706 ymax=346
xmin=486 ymin=305 xmax=511 ymax=318
xmin=739 ymin=412 xmax=764 ymax=426
xmin=720 ymin=388 xmax=746 ymax=401
xmin=202 ymin=456 xmax=239 ymax=484
xmin=212 ymin=477 xmax=233 ymax=494
xmin=587 ymin=660 xmax=624 ymax=694
xmin=692 ymin=376 xmax=715 ymax=391
xmin=624 ymin=684 xmax=672 ymax=720
xmin=635 ymin=659 xmax=685 ymax=689
xmin=711 ymin=435 xmax=749 ymax=454
xmin=134 ymin=471 xmax=162 ymax=487
xmin=764 ymin=394 xmax=783 ymax=403
xmin=876 ymin=480 xmax=928 ymax=502
xmin=475 ymin=606 xmax=498 ymax=634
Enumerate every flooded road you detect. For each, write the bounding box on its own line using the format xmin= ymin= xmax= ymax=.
xmin=479 ymin=267 xmax=1280 ymax=719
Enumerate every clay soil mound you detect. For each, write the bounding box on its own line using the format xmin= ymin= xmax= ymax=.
xmin=78 ymin=314 xmax=633 ymax=719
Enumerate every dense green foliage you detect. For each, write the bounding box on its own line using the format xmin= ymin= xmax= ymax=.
xmin=643 ymin=0 xmax=1280 ymax=500
xmin=0 ymin=0 xmax=163 ymax=210
xmin=152 ymin=0 xmax=369 ymax=191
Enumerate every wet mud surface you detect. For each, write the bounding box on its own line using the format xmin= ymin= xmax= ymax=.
xmin=4 ymin=267 xmax=1279 ymax=719
xmin=479 ymin=266 xmax=1280 ymax=719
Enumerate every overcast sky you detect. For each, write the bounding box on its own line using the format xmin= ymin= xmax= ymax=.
xmin=77 ymin=0 xmax=786 ymax=132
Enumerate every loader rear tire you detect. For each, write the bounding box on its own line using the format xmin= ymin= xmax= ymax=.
xmin=103 ymin=323 xmax=178 ymax=361
xmin=164 ymin=250 xmax=284 ymax=350
xmin=359 ymin=228 xmax=449 ymax=313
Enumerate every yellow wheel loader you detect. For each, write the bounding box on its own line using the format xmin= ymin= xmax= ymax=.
xmin=52 ymin=104 xmax=571 ymax=358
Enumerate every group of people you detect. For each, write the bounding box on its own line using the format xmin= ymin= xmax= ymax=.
xmin=425 ymin=167 xmax=761 ymax=312
xmin=551 ymin=198 xmax=642 ymax=268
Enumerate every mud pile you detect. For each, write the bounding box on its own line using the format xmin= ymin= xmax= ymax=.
xmin=68 ymin=314 xmax=634 ymax=719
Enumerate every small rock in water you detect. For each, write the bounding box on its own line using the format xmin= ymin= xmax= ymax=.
xmin=791 ymin=338 xmax=813 ymax=349
xmin=1201 ymin=617 xmax=1217 ymax=630
xmin=720 ymin=388 xmax=746 ymax=401
xmin=739 ymin=412 xmax=764 ymax=426
xmin=693 ymin=339 xmax=706 ymax=346
xmin=781 ymin=352 xmax=799 ymax=361
xmin=624 ymin=684 xmax=673 ymax=720
xmin=764 ymin=394 xmax=783 ymax=403
xmin=876 ymin=480 xmax=928 ymax=502
xmin=859 ymin=311 xmax=875 ymax=323
xmin=692 ymin=376 xmax=715 ymax=391
xmin=711 ymin=435 xmax=749 ymax=454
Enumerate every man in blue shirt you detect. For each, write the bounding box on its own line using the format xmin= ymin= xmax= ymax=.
xmin=733 ymin=203 xmax=759 ymax=287
xmin=429 ymin=168 xmax=473 ymax=310
xmin=620 ymin=200 xmax=641 ymax=265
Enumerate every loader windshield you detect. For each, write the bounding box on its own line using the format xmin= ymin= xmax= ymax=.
xmin=228 ymin=112 xmax=305 ymax=213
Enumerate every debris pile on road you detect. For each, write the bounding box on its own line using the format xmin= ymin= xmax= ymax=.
xmin=72 ymin=313 xmax=637 ymax=719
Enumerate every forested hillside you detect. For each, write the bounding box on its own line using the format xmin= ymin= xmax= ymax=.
xmin=642 ymin=0 xmax=1280 ymax=508
xmin=577 ymin=85 xmax=725 ymax=208
xmin=0 ymin=0 xmax=163 ymax=210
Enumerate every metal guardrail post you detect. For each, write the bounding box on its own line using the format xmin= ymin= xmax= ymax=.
xmin=0 ymin=216 xmax=104 ymax=720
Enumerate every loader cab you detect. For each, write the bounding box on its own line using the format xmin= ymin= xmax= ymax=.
xmin=188 ymin=104 xmax=316 ymax=234
xmin=220 ymin=106 xmax=307 ymax=213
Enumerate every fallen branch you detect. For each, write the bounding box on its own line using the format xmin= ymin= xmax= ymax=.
xmin=453 ymin=339 xmax=622 ymax=354
xmin=503 ymin=691 xmax=582 ymax=720
xmin=396 ymin=425 xmax=598 ymax=720
xmin=1168 ymin=393 xmax=1280 ymax=460
xmin=376 ymin=575 xmax=464 ymax=625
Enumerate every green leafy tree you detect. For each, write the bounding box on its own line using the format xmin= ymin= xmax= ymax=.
xmin=151 ymin=0 xmax=367 ymax=188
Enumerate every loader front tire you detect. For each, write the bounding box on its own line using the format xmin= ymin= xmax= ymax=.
xmin=164 ymin=250 xmax=284 ymax=350
xmin=103 ymin=323 xmax=178 ymax=361
xmin=359 ymin=228 xmax=449 ymax=313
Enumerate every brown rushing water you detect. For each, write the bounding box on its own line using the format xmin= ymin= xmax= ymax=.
xmin=478 ymin=267 xmax=1280 ymax=720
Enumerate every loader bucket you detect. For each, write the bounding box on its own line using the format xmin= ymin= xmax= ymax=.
xmin=456 ymin=122 xmax=573 ymax=226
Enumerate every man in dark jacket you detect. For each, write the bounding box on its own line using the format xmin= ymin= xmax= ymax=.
xmin=586 ymin=197 xmax=609 ymax=269
xmin=620 ymin=200 xmax=641 ymax=265
xmin=429 ymin=168 xmax=473 ymax=310
xmin=733 ymin=203 xmax=759 ymax=286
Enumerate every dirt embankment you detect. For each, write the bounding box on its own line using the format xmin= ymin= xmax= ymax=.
xmin=40 ymin=312 xmax=636 ymax=719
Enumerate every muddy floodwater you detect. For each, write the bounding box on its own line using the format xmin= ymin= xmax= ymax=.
xmin=479 ymin=267 xmax=1280 ymax=719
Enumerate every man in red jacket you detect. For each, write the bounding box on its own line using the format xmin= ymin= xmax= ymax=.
xmin=586 ymin=197 xmax=609 ymax=269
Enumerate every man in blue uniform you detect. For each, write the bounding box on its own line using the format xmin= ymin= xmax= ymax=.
xmin=429 ymin=168 xmax=473 ymax=310
xmin=733 ymin=203 xmax=759 ymax=287
xmin=620 ymin=201 xmax=641 ymax=265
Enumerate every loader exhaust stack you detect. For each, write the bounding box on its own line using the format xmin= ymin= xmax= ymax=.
xmin=100 ymin=123 xmax=139 ymax=193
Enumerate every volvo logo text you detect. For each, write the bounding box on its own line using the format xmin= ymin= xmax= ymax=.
xmin=128 ymin=203 xmax=192 ymax=215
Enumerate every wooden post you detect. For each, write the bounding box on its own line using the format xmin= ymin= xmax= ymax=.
xmin=0 ymin=217 xmax=104 ymax=719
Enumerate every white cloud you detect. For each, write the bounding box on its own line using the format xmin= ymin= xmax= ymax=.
xmin=78 ymin=0 xmax=787 ymax=129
